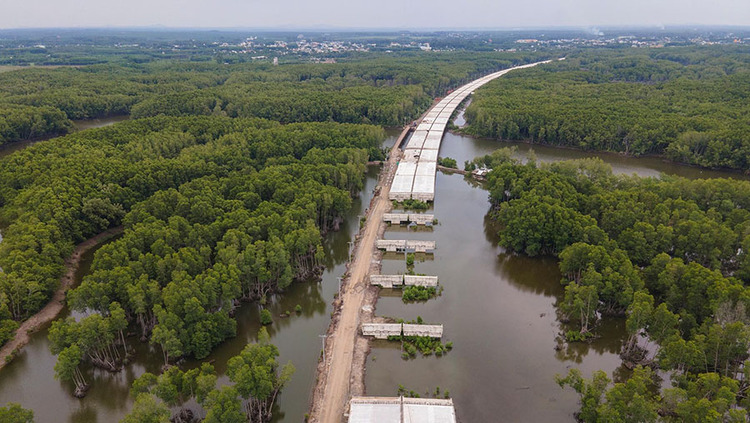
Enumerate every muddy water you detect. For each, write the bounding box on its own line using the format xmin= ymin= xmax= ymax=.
xmin=363 ymin=129 xmax=745 ymax=421
xmin=0 ymin=121 xmax=745 ymax=422
xmin=443 ymin=131 xmax=746 ymax=180
xmin=448 ymin=108 xmax=746 ymax=180
xmin=367 ymin=172 xmax=626 ymax=421
xmin=0 ymin=129 xmax=398 ymax=423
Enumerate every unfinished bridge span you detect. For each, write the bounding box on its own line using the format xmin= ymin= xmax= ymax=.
xmin=310 ymin=60 xmax=553 ymax=423
xmin=389 ymin=60 xmax=552 ymax=203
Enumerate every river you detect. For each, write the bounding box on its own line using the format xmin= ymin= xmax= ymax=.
xmin=451 ymin=106 xmax=745 ymax=180
xmin=363 ymin=119 xmax=746 ymax=421
xmin=0 ymin=123 xmax=744 ymax=422
xmin=367 ymin=164 xmax=621 ymax=422
xmin=0 ymin=129 xmax=394 ymax=423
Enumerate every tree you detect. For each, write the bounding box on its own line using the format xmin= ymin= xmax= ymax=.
xmin=560 ymin=281 xmax=599 ymax=335
xmin=49 ymin=308 xmax=130 ymax=393
xmin=151 ymin=305 xmax=184 ymax=366
xmin=663 ymin=373 xmax=744 ymax=423
xmin=555 ymin=368 xmax=610 ymax=422
xmin=203 ymin=386 xmax=245 ymax=423
xmin=260 ymin=309 xmax=273 ymax=326
xmin=131 ymin=363 xmax=218 ymax=422
xmin=597 ymin=367 xmax=658 ymax=423
xmin=226 ymin=328 xmax=295 ymax=422
xmin=497 ymin=195 xmax=597 ymax=256
xmin=437 ymin=157 xmax=457 ymax=169
xmin=120 ymin=394 xmax=170 ymax=423
xmin=623 ymin=291 xmax=654 ymax=356
xmin=53 ymin=344 xmax=87 ymax=396
xmin=0 ymin=403 xmax=34 ymax=423
xmin=556 ymin=366 xmax=658 ymax=423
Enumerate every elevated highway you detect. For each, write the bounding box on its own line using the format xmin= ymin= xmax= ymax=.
xmin=310 ymin=60 xmax=552 ymax=423
xmin=390 ymin=60 xmax=552 ymax=202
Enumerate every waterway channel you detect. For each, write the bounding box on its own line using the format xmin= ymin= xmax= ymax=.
xmin=0 ymin=128 xmax=395 ymax=423
xmin=363 ymin=122 xmax=747 ymax=421
xmin=0 ymin=122 xmax=745 ymax=422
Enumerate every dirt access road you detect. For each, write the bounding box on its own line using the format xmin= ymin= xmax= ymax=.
xmin=0 ymin=226 xmax=123 ymax=370
xmin=308 ymin=127 xmax=408 ymax=423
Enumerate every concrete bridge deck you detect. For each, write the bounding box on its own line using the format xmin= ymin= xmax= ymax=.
xmin=311 ymin=60 xmax=553 ymax=423
xmin=383 ymin=213 xmax=435 ymax=225
xmin=348 ymin=397 xmax=457 ymax=423
xmin=370 ymin=274 xmax=439 ymax=288
xmin=375 ymin=239 xmax=436 ymax=253
xmin=389 ymin=60 xmax=552 ymax=202
xmin=361 ymin=323 xmax=444 ymax=339
xmin=403 ymin=324 xmax=443 ymax=338
xmin=361 ymin=323 xmax=402 ymax=339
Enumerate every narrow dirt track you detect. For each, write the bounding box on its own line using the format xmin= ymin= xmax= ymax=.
xmin=0 ymin=226 xmax=123 ymax=370
xmin=309 ymin=128 xmax=406 ymax=423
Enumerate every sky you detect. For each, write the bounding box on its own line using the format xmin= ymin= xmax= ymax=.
xmin=1 ymin=0 xmax=749 ymax=29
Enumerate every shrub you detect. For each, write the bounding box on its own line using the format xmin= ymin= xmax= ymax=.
xmin=402 ymin=286 xmax=438 ymax=303
xmin=564 ymin=330 xmax=594 ymax=342
xmin=260 ymin=309 xmax=273 ymax=326
xmin=394 ymin=199 xmax=430 ymax=210
xmin=438 ymin=157 xmax=458 ymax=169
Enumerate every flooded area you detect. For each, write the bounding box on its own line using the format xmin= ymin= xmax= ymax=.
xmin=0 ymin=129 xmax=396 ymax=423
xmin=450 ymin=107 xmax=746 ymax=180
xmin=367 ymin=170 xmax=625 ymax=421
xmin=364 ymin=126 xmax=743 ymax=421
xmin=0 ymin=120 xmax=745 ymax=422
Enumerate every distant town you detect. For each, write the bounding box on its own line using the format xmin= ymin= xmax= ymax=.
xmin=0 ymin=27 xmax=748 ymax=66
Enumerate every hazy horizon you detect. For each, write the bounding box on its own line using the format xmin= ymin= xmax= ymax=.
xmin=2 ymin=0 xmax=749 ymax=30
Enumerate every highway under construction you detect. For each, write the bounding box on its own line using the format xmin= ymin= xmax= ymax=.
xmin=308 ymin=60 xmax=553 ymax=423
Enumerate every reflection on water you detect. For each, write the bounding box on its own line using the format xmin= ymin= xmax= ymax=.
xmin=368 ymin=169 xmax=625 ymax=422
xmin=441 ymin=119 xmax=747 ymax=181
xmin=452 ymin=100 xmax=470 ymax=128
xmin=363 ymin=126 xmax=733 ymax=421
xmin=0 ymin=132 xmax=396 ymax=422
xmin=0 ymin=122 xmax=744 ymax=422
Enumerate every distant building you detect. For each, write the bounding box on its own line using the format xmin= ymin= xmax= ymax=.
xmin=273 ymin=57 xmax=278 ymax=66
xmin=472 ymin=167 xmax=491 ymax=177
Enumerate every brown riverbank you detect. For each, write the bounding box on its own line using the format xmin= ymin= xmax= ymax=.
xmin=0 ymin=226 xmax=124 ymax=370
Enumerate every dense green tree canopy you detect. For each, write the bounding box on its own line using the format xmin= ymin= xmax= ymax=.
xmin=465 ymin=47 xmax=750 ymax=170
xmin=0 ymin=51 xmax=544 ymax=146
xmin=485 ymin=153 xmax=750 ymax=419
xmin=126 ymin=329 xmax=291 ymax=423
xmin=0 ymin=403 xmax=34 ymax=423
xmin=0 ymin=115 xmax=383 ymax=398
